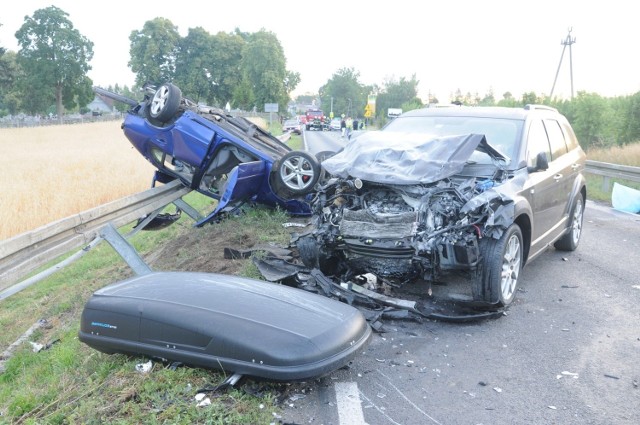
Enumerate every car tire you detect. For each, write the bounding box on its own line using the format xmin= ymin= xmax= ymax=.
xmin=554 ymin=193 xmax=584 ymax=251
xmin=275 ymin=151 xmax=320 ymax=195
xmin=472 ymin=223 xmax=523 ymax=306
xmin=149 ymin=83 xmax=182 ymax=122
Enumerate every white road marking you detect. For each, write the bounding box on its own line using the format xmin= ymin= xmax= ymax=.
xmin=335 ymin=381 xmax=367 ymax=425
xmin=358 ymin=390 xmax=402 ymax=425
xmin=378 ymin=370 xmax=443 ymax=425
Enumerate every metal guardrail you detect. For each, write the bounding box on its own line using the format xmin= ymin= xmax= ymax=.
xmin=584 ymin=160 xmax=640 ymax=192
xmin=0 ymin=180 xmax=190 ymax=290
xmin=4 ymin=156 xmax=625 ymax=292
xmin=0 ymin=132 xmax=290 ymax=293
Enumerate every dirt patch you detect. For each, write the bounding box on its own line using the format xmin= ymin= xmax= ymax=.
xmin=145 ymin=221 xmax=258 ymax=275
xmin=141 ymin=209 xmax=311 ymax=276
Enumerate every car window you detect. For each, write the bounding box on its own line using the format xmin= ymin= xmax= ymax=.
xmin=384 ymin=116 xmax=521 ymax=161
xmin=526 ymin=119 xmax=551 ymax=168
xmin=543 ymin=119 xmax=568 ymax=160
xmin=559 ymin=120 xmax=580 ymax=151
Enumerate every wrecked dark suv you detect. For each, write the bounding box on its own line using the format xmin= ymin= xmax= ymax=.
xmin=298 ymin=105 xmax=586 ymax=306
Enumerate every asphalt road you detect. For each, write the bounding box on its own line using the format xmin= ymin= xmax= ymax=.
xmin=282 ymin=130 xmax=640 ymax=425
xmin=303 ymin=127 xmax=348 ymax=155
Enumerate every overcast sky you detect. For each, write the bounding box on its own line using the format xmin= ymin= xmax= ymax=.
xmin=1 ymin=0 xmax=638 ymax=103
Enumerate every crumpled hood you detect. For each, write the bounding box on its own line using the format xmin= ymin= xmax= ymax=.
xmin=322 ymin=131 xmax=506 ymax=184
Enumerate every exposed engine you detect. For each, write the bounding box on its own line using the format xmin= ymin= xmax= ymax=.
xmin=300 ymin=176 xmax=503 ymax=281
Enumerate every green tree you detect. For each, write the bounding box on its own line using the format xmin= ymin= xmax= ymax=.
xmin=619 ymin=92 xmax=640 ymax=145
xmin=232 ymin=77 xmax=256 ymax=111
xmin=237 ymin=30 xmax=295 ymax=112
xmin=209 ymin=31 xmax=245 ymax=107
xmin=569 ymin=91 xmax=609 ymax=149
xmin=174 ymin=27 xmax=216 ymax=103
xmin=376 ymin=75 xmax=421 ymax=122
xmin=129 ymin=18 xmax=180 ymax=86
xmin=521 ymin=91 xmax=540 ymax=105
xmin=401 ymin=98 xmax=423 ymax=113
xmin=497 ymin=91 xmax=518 ymax=107
xmin=479 ymin=89 xmax=496 ymax=106
xmin=0 ymin=50 xmax=22 ymax=115
xmin=14 ymin=6 xmax=94 ymax=118
xmin=319 ymin=67 xmax=367 ymax=118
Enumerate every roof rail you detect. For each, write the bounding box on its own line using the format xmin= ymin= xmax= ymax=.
xmin=524 ymin=104 xmax=558 ymax=112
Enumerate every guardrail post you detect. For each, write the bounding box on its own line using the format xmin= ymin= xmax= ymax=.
xmin=602 ymin=176 xmax=611 ymax=192
xmin=100 ymin=223 xmax=152 ymax=276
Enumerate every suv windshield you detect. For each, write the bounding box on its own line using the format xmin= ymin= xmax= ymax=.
xmin=383 ymin=116 xmax=523 ymax=163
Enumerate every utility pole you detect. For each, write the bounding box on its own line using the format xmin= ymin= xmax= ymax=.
xmin=550 ymin=28 xmax=577 ymax=100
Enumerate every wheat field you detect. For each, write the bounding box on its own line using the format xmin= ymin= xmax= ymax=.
xmin=586 ymin=142 xmax=640 ymax=166
xmin=0 ymin=120 xmax=155 ymax=240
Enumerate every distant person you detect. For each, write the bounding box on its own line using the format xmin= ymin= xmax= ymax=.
xmin=352 ymin=118 xmax=359 ymax=133
xmin=346 ymin=117 xmax=353 ymax=138
xmin=340 ymin=117 xmax=346 ymax=138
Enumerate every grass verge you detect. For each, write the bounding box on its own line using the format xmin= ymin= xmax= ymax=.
xmin=0 ymin=192 xmax=296 ymax=424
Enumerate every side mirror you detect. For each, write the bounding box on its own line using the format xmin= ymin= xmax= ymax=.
xmin=528 ymin=152 xmax=549 ymax=172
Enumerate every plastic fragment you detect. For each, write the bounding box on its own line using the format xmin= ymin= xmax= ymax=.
xmin=29 ymin=342 xmax=44 ymax=353
xmin=557 ymin=371 xmax=579 ymax=379
xmin=196 ymin=397 xmax=211 ymax=407
xmin=289 ymin=394 xmax=306 ymax=402
xmin=135 ymin=360 xmax=153 ymax=373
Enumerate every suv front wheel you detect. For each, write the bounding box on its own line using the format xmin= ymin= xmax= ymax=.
xmin=473 ymin=223 xmax=523 ymax=306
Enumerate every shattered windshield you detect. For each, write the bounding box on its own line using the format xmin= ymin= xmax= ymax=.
xmin=383 ymin=115 xmax=522 ymax=162
xmin=322 ymin=132 xmax=503 ymax=184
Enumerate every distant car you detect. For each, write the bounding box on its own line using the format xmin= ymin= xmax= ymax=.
xmin=93 ymin=83 xmax=320 ymax=227
xmin=298 ymin=105 xmax=587 ymax=307
xmin=329 ymin=118 xmax=341 ymax=131
xmin=282 ymin=119 xmax=302 ymax=134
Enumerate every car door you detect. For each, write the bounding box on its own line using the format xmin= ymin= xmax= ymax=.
xmin=523 ymin=119 xmax=566 ymax=253
xmin=542 ymin=118 xmax=576 ymax=234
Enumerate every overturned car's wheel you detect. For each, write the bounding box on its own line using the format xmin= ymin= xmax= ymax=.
xmin=472 ymin=223 xmax=523 ymax=306
xmin=275 ymin=151 xmax=320 ymax=194
xmin=553 ymin=193 xmax=584 ymax=251
xmin=149 ymin=83 xmax=181 ymax=122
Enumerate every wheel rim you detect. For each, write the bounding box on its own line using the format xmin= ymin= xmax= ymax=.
xmin=150 ymin=86 xmax=169 ymax=115
xmin=280 ymin=155 xmax=315 ymax=191
xmin=571 ymin=198 xmax=583 ymax=244
xmin=500 ymin=234 xmax=521 ymax=301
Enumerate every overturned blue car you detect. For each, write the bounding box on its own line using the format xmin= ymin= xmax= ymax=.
xmin=94 ymin=83 xmax=320 ymax=226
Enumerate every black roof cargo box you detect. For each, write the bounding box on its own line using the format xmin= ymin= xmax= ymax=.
xmin=79 ymin=272 xmax=371 ymax=381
